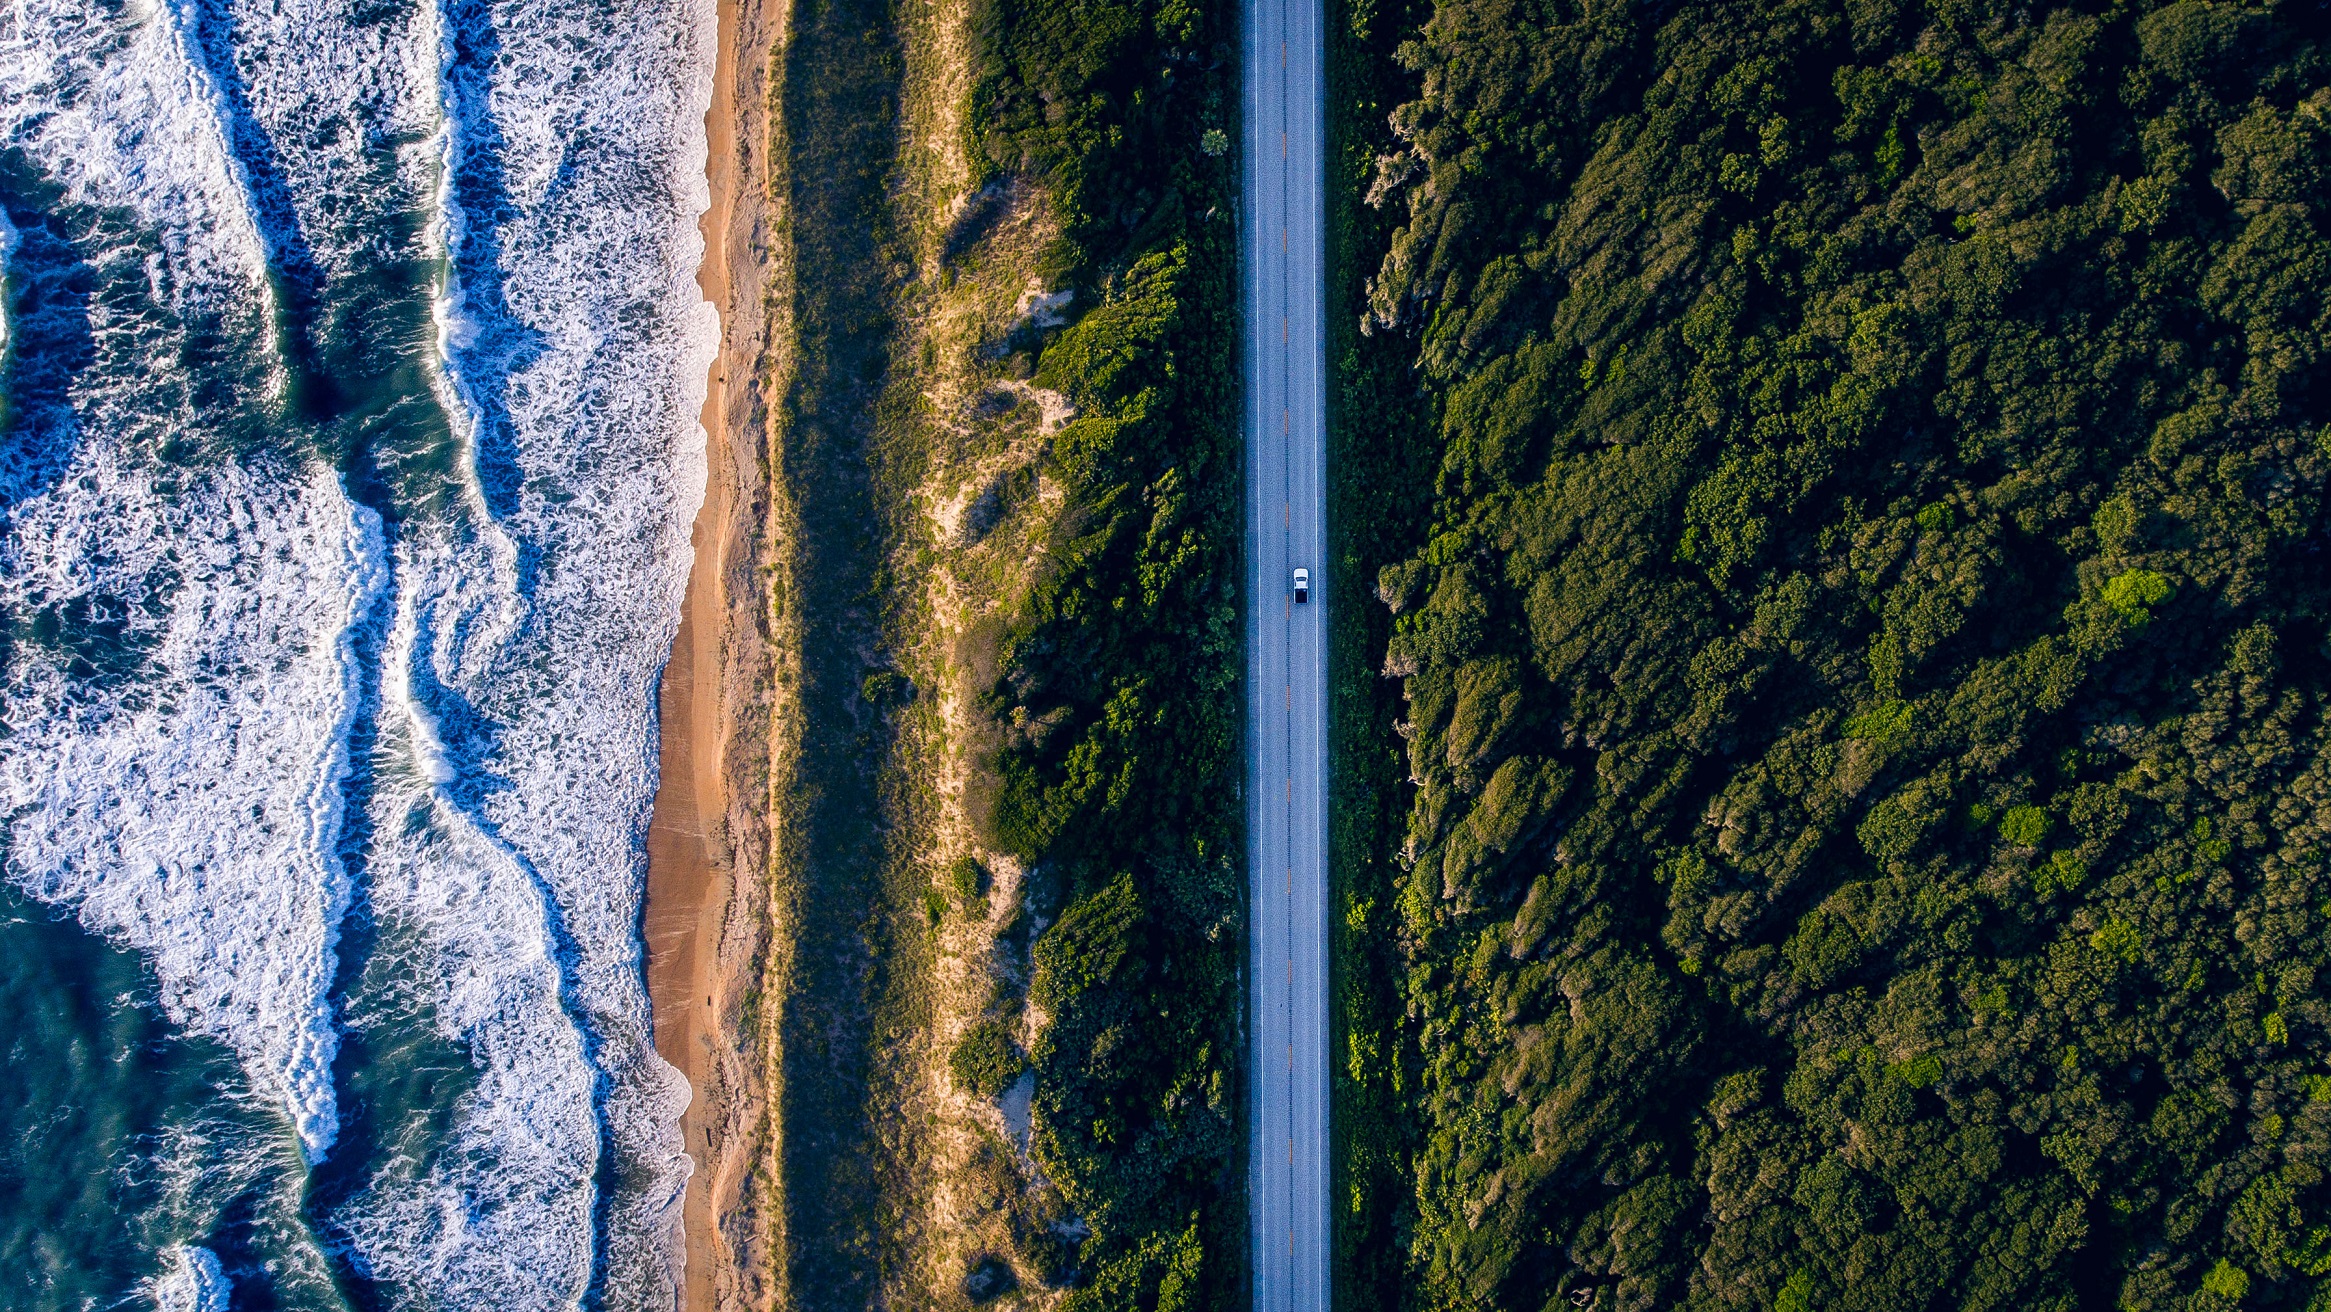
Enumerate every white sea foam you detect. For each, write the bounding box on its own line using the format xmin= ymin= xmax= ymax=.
xmin=152 ymin=1244 xmax=230 ymax=1312
xmin=0 ymin=0 xmax=434 ymax=1169
xmin=323 ymin=0 xmax=717 ymax=1297
xmin=0 ymin=454 xmax=387 ymax=1159
xmin=2 ymin=0 xmax=717 ymax=1299
xmin=161 ymin=0 xmax=442 ymax=285
xmin=0 ymin=0 xmax=268 ymax=310
xmin=0 ymin=207 xmax=17 ymax=361
xmin=0 ymin=206 xmax=16 ymax=439
xmin=331 ymin=585 xmax=603 ymax=1300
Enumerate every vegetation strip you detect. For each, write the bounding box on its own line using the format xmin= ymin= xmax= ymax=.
xmin=728 ymin=0 xmax=1247 ymax=1297
xmin=1334 ymin=1 xmax=2331 ymax=1308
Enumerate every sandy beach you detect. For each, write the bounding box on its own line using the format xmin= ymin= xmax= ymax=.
xmin=646 ymin=0 xmax=745 ymax=1304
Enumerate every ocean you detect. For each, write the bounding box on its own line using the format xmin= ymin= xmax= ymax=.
xmin=0 ymin=0 xmax=714 ymax=1306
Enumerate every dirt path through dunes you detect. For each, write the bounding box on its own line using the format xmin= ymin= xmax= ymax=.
xmin=647 ymin=0 xmax=741 ymax=1304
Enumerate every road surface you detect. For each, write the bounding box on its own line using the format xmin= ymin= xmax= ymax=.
xmin=1244 ymin=0 xmax=1328 ymax=1300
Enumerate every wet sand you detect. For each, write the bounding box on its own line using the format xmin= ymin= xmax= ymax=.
xmin=646 ymin=0 xmax=741 ymax=1304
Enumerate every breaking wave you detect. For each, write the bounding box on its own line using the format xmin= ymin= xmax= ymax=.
xmin=152 ymin=1245 xmax=231 ymax=1312
xmin=0 ymin=0 xmax=716 ymax=1301
xmin=0 ymin=456 xmax=385 ymax=1160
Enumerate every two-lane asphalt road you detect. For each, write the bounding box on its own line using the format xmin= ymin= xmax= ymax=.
xmin=1244 ymin=0 xmax=1328 ymax=1299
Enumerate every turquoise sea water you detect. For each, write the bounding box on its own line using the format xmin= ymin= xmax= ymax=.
xmin=0 ymin=0 xmax=713 ymax=1305
xmin=0 ymin=880 xmax=317 ymax=1308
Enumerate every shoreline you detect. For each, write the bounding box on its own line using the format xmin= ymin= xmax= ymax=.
xmin=646 ymin=0 xmax=742 ymax=1304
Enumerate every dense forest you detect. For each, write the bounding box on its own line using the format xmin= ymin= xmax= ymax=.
xmin=967 ymin=0 xmax=1246 ymax=1299
xmin=1331 ymin=0 xmax=2331 ymax=1308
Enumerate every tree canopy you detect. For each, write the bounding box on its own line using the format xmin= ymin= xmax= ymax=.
xmin=1341 ymin=0 xmax=2331 ymax=1306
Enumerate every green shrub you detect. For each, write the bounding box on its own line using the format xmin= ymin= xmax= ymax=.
xmin=1997 ymin=805 xmax=2052 ymax=848
xmin=2200 ymin=1259 xmax=2249 ymax=1301
xmin=950 ymin=855 xmax=990 ymax=915
xmin=1842 ymin=699 xmax=1913 ymax=745
xmin=951 ymin=1021 xmax=1025 ymax=1099
xmin=2102 ymin=568 xmax=2174 ymax=625
xmin=1030 ymin=873 xmax=1143 ymax=1013
xmin=2089 ymin=919 xmax=2143 ymax=964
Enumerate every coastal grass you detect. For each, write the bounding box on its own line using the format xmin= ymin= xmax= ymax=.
xmin=858 ymin=12 xmax=1094 ymax=1292
xmin=748 ymin=0 xmax=923 ymax=1298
